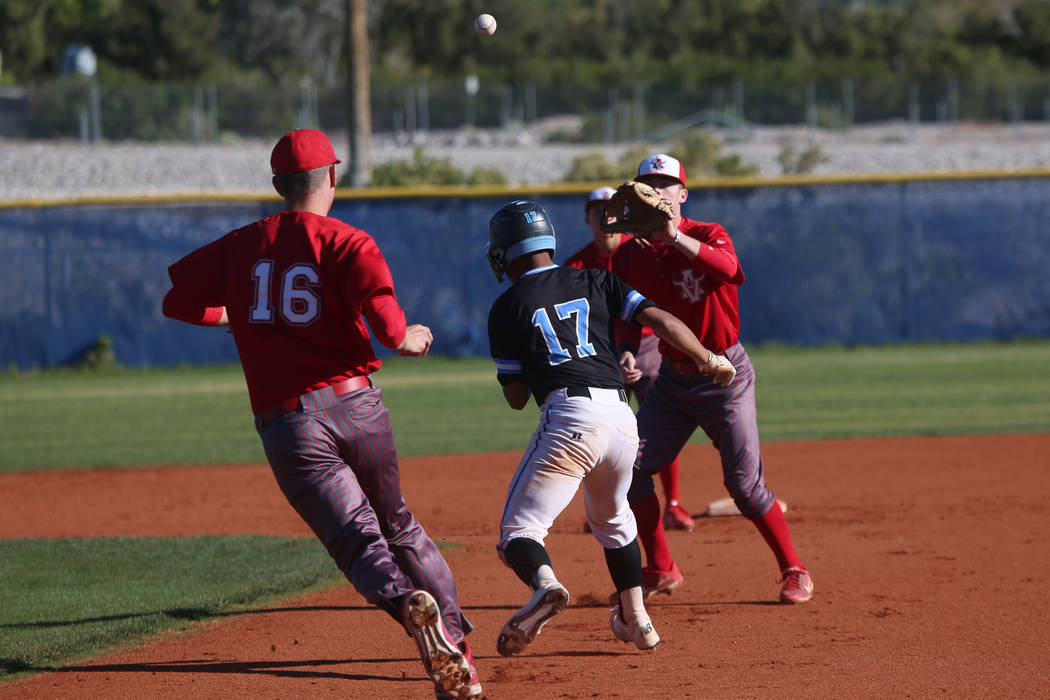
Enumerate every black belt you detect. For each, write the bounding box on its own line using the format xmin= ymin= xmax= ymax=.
xmin=565 ymin=386 xmax=629 ymax=403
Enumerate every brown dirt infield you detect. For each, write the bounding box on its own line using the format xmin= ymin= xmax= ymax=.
xmin=2 ymin=435 xmax=1048 ymax=699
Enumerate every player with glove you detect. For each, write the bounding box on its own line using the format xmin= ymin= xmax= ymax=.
xmin=610 ymin=153 xmax=814 ymax=605
xmin=566 ymin=186 xmax=696 ymax=533
xmin=484 ymin=200 xmax=733 ymax=661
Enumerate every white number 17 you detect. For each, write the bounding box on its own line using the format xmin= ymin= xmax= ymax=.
xmin=531 ymin=298 xmax=597 ymax=366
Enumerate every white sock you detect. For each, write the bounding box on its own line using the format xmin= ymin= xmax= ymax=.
xmin=618 ymin=586 xmax=647 ymax=621
xmin=533 ymin=564 xmax=559 ymax=589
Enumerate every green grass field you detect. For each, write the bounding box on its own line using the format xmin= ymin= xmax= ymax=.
xmin=0 ymin=537 xmax=344 ymax=677
xmin=1 ymin=340 xmax=1047 ymax=681
xmin=1 ymin=341 xmax=1047 ymax=472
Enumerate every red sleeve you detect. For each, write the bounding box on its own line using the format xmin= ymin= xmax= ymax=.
xmin=343 ymin=235 xmax=407 ymax=349
xmin=162 ymin=237 xmax=227 ymax=326
xmin=691 ymin=224 xmax=745 ymax=285
xmin=363 ymin=292 xmax=407 ymax=349
xmin=162 ymin=290 xmax=225 ymax=326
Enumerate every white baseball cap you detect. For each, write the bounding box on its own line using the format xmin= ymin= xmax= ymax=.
xmin=587 ymin=186 xmax=616 ymax=203
xmin=637 ymin=154 xmax=687 ymax=187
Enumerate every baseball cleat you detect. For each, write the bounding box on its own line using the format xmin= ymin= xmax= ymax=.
xmin=497 ymin=583 xmax=570 ymax=656
xmin=662 ymin=501 xmax=696 ymax=532
xmin=609 ymin=609 xmax=660 ymax=651
xmin=778 ymin=566 xmax=814 ymax=604
xmin=401 ymin=590 xmax=474 ymax=698
xmin=641 ymin=562 xmax=684 ymax=599
xmin=455 ymin=640 xmax=484 ymax=699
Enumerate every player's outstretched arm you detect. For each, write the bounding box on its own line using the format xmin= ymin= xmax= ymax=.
xmin=635 ymin=306 xmax=736 ymax=387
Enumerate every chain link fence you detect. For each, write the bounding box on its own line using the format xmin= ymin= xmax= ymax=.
xmin=4 ymin=76 xmax=1050 ymax=143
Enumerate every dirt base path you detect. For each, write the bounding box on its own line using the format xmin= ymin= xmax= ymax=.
xmin=3 ymin=435 xmax=1049 ymax=699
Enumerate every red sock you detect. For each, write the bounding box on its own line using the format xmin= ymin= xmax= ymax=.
xmin=658 ymin=457 xmax=681 ymax=505
xmin=631 ymin=491 xmax=673 ymax=571
xmin=752 ymin=500 xmax=803 ymax=571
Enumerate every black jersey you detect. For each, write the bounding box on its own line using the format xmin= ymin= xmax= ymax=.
xmin=488 ymin=264 xmax=655 ymax=405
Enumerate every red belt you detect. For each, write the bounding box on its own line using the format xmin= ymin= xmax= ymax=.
xmin=258 ymin=376 xmax=372 ymax=424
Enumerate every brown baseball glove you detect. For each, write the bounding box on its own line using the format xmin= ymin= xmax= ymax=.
xmin=600 ymin=180 xmax=673 ymax=234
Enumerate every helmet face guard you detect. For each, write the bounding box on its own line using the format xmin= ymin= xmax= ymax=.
xmin=486 ymin=200 xmax=557 ymax=282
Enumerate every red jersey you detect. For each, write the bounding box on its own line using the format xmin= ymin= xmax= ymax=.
xmin=566 ymin=234 xmax=654 ymax=339
xmin=563 ymin=234 xmax=628 ymax=271
xmin=163 ymin=210 xmax=407 ymax=414
xmin=612 ymin=217 xmax=744 ymax=357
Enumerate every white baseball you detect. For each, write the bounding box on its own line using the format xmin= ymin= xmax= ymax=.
xmin=475 ymin=13 xmax=497 ymax=37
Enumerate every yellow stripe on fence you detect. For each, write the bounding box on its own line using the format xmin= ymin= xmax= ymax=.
xmin=3 ymin=168 xmax=1050 ymax=209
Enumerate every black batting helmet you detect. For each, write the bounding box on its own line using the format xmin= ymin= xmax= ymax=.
xmin=485 ymin=200 xmax=557 ymax=282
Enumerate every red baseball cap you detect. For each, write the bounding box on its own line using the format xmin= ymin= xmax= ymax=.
xmin=270 ymin=129 xmax=341 ymax=175
xmin=637 ymin=153 xmax=686 ymax=187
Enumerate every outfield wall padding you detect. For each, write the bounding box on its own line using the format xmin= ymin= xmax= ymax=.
xmin=1 ymin=176 xmax=1047 ymax=369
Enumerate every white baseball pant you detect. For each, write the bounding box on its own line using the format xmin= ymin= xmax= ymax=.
xmin=499 ymin=387 xmax=639 ymax=551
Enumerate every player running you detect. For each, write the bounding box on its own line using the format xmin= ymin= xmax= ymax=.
xmin=484 ymin=200 xmax=735 ymax=657
xmin=162 ymin=129 xmax=481 ymax=699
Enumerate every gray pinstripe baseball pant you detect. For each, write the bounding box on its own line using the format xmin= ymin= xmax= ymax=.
xmin=255 ymin=382 xmax=472 ymax=642
xmin=626 ymin=343 xmax=777 ymax=520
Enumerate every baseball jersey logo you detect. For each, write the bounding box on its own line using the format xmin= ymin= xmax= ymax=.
xmin=673 ymin=269 xmax=706 ymax=304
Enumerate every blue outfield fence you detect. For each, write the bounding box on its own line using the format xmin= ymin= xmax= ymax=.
xmin=1 ymin=173 xmax=1048 ymax=370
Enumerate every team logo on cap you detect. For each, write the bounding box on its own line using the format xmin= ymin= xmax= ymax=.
xmin=639 ymin=153 xmax=685 ymax=186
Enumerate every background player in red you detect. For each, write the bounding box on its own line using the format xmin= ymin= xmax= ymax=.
xmin=566 ymin=186 xmax=694 ymax=532
xmin=484 ymin=200 xmax=735 ymax=658
xmin=611 ymin=153 xmax=814 ymax=605
xmin=162 ymin=129 xmax=482 ymax=699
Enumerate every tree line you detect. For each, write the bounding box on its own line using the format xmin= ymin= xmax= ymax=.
xmin=3 ymin=0 xmax=1050 ymax=88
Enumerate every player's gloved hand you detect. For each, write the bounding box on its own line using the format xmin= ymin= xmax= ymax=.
xmin=700 ymin=352 xmax=736 ymax=387
xmin=601 ymin=180 xmax=673 ymax=236
xmin=619 ymin=351 xmax=642 ymax=385
xmin=398 ymin=324 xmax=433 ymax=357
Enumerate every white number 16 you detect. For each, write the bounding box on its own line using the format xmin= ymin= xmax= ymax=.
xmin=249 ymin=260 xmax=321 ymax=326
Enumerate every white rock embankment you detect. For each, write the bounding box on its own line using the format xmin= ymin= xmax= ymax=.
xmin=1 ymin=122 xmax=1048 ymax=201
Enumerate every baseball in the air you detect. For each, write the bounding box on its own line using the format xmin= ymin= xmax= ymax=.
xmin=475 ymin=13 xmax=497 ymax=37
